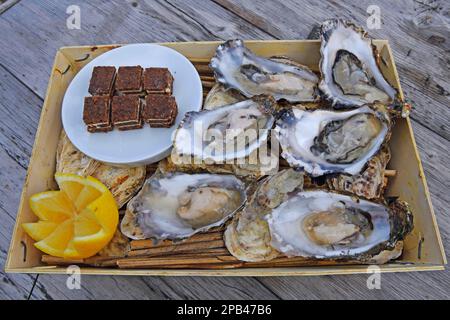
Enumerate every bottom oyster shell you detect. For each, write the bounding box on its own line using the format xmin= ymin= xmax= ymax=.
xmin=224 ymin=169 xmax=304 ymax=261
xmin=267 ymin=190 xmax=413 ymax=261
xmin=327 ymin=145 xmax=391 ymax=199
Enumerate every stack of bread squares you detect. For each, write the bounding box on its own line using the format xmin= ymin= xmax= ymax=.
xmin=83 ymin=65 xmax=178 ymax=133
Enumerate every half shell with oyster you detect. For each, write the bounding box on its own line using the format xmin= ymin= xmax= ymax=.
xmin=210 ymin=39 xmax=319 ymax=102
xmin=319 ymin=19 xmax=399 ymax=108
xmin=121 ymin=171 xmax=247 ymax=240
xmin=170 ymin=95 xmax=278 ymax=177
xmin=275 ymin=104 xmax=391 ymax=177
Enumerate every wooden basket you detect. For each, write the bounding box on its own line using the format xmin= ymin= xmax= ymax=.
xmin=5 ymin=40 xmax=446 ymax=276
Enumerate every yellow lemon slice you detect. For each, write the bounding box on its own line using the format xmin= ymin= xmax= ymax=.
xmin=22 ymin=173 xmax=118 ymax=259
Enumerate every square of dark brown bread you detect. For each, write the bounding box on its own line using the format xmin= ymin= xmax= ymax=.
xmin=83 ymin=96 xmax=111 ymax=126
xmin=115 ymin=66 xmax=143 ymax=92
xmin=143 ymin=94 xmax=177 ymax=121
xmin=111 ymin=95 xmax=141 ymax=125
xmin=88 ymin=66 xmax=116 ymax=96
xmin=143 ymin=68 xmax=173 ymax=94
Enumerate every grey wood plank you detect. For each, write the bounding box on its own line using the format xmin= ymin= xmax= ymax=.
xmin=0 ymin=65 xmax=41 ymax=300
xmin=213 ymin=0 xmax=450 ymax=140
xmin=0 ymin=0 xmax=271 ymax=97
xmin=30 ymin=275 xmax=278 ymax=300
xmin=0 ymin=136 xmax=38 ymax=299
xmin=0 ymin=65 xmax=41 ymax=169
xmin=30 ymin=275 xmax=183 ymax=300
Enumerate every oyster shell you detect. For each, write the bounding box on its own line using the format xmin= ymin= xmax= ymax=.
xmin=267 ymin=190 xmax=413 ymax=262
xmin=169 ymin=84 xmax=277 ymax=178
xmin=171 ymin=96 xmax=277 ymax=172
xmin=319 ymin=19 xmax=398 ymax=108
xmin=327 ymin=145 xmax=391 ymax=199
xmin=204 ymin=84 xmax=245 ymax=110
xmin=121 ymin=171 xmax=247 ymax=240
xmin=210 ymin=39 xmax=319 ymax=102
xmin=267 ymin=190 xmax=412 ymax=262
xmin=56 ymin=130 xmax=99 ymax=176
xmin=225 ymin=169 xmax=413 ymax=264
xmin=275 ymin=104 xmax=391 ymax=176
xmin=225 ymin=169 xmax=304 ymax=261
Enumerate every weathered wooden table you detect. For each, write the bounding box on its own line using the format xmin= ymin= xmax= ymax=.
xmin=0 ymin=0 xmax=448 ymax=300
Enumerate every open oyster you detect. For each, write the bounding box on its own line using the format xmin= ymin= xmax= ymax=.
xmin=172 ymin=96 xmax=276 ymax=165
xmin=267 ymin=190 xmax=413 ymax=262
xmin=168 ymin=84 xmax=278 ymax=178
xmin=225 ymin=169 xmax=413 ymax=264
xmin=210 ymin=39 xmax=319 ymax=102
xmin=121 ymin=171 xmax=247 ymax=240
xmin=319 ymin=19 xmax=398 ymax=108
xmin=275 ymin=104 xmax=391 ymax=176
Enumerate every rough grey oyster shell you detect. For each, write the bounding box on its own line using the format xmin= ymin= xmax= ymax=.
xmin=170 ymin=95 xmax=278 ymax=177
xmin=327 ymin=145 xmax=391 ymax=199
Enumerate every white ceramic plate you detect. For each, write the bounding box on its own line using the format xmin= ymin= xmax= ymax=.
xmin=62 ymin=44 xmax=202 ymax=166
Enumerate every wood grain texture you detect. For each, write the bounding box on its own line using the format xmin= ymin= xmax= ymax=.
xmin=0 ymin=65 xmax=40 ymax=299
xmin=0 ymin=0 xmax=449 ymax=299
xmin=0 ymin=0 xmax=270 ymax=97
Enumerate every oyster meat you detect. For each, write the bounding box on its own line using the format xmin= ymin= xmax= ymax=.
xmin=225 ymin=169 xmax=413 ymax=264
xmin=121 ymin=171 xmax=247 ymax=240
xmin=210 ymin=39 xmax=319 ymax=102
xmin=275 ymin=105 xmax=391 ymax=176
xmin=319 ymin=19 xmax=398 ymax=108
xmin=172 ymin=96 xmax=276 ymax=164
